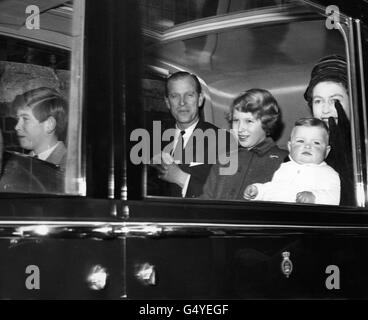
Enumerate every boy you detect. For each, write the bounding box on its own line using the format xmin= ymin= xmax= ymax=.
xmin=243 ymin=118 xmax=340 ymax=205
xmin=13 ymin=87 xmax=68 ymax=169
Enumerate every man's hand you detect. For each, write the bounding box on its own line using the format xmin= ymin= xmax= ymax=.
xmin=150 ymin=152 xmax=174 ymax=175
xmin=151 ymin=152 xmax=174 ymax=166
xmin=158 ymin=162 xmax=189 ymax=188
xmin=296 ymin=191 xmax=316 ymax=203
xmin=243 ymin=184 xmax=258 ymax=200
xmin=151 ymin=152 xmax=189 ymax=188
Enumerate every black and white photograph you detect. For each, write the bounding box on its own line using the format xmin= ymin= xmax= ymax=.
xmin=0 ymin=0 xmax=367 ymax=307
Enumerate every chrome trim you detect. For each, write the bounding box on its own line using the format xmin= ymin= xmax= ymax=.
xmin=0 ymin=221 xmax=368 ymax=240
xmin=0 ymin=4 xmax=74 ymax=50
xmin=143 ymin=6 xmax=320 ymax=43
xmin=120 ymin=236 xmax=127 ymax=299
xmin=0 ymin=29 xmax=70 ymax=50
xmin=324 ymin=17 xmax=365 ymax=207
xmin=355 ymin=19 xmax=368 ymax=205
xmin=65 ymin=0 xmax=86 ymax=196
xmin=346 ymin=18 xmax=365 ymax=207
xmin=110 ymin=202 xmax=118 ymax=217
xmin=142 ymin=164 xmax=148 ymax=198
xmin=301 ymin=0 xmax=349 ymax=20
xmin=122 ymin=205 xmax=129 ymax=219
xmin=108 ymin=157 xmax=115 ymax=199
xmin=121 ymin=83 xmax=128 ymax=201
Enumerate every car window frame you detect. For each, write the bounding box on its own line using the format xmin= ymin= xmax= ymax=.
xmin=136 ymin=0 xmax=367 ymax=209
xmin=0 ymin=0 xmax=86 ymax=197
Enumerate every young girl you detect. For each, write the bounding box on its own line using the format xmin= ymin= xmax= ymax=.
xmin=200 ymin=88 xmax=287 ymax=200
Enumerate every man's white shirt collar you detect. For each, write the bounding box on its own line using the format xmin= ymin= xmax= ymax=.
xmin=175 ymin=120 xmax=199 ymax=148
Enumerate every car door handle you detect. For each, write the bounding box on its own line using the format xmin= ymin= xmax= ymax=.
xmin=135 ymin=263 xmax=157 ymax=286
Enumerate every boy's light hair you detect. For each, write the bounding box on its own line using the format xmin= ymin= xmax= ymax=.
xmin=292 ymin=118 xmax=329 ymax=140
xmin=12 ymin=87 xmax=68 ymax=141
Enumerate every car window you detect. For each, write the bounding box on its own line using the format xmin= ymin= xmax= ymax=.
xmin=140 ymin=0 xmax=296 ymax=33
xmin=0 ymin=0 xmax=85 ymax=195
xmin=138 ymin=0 xmax=362 ymax=207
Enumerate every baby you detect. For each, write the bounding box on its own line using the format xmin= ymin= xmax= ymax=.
xmin=243 ymin=118 xmax=340 ymax=205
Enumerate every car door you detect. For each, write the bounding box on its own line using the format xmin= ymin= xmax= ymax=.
xmin=0 ymin=0 xmax=131 ymax=299
xmin=124 ymin=0 xmax=368 ymax=299
xmin=1 ymin=0 xmax=368 ymax=300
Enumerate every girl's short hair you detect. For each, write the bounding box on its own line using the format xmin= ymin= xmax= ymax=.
xmin=228 ymin=88 xmax=281 ymax=135
xmin=12 ymin=87 xmax=68 ymax=140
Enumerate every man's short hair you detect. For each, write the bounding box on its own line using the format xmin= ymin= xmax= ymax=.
xmin=228 ymin=88 xmax=281 ymax=135
xmin=165 ymin=71 xmax=202 ymax=97
xmin=13 ymin=87 xmax=68 ymax=140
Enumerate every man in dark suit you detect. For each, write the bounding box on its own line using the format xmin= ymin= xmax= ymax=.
xmin=150 ymin=71 xmax=222 ymax=198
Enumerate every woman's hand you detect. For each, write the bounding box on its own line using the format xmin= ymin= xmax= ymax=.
xmin=328 ymin=100 xmax=351 ymax=152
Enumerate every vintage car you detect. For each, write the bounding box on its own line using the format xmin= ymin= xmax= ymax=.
xmin=0 ymin=0 xmax=367 ymax=299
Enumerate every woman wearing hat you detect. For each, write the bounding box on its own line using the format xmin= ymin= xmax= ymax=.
xmin=304 ymin=55 xmax=354 ymax=205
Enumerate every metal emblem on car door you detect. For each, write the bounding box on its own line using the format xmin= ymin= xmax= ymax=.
xmin=281 ymin=251 xmax=293 ymax=278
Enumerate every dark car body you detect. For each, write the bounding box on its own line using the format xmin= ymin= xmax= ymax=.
xmin=0 ymin=0 xmax=368 ymax=299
